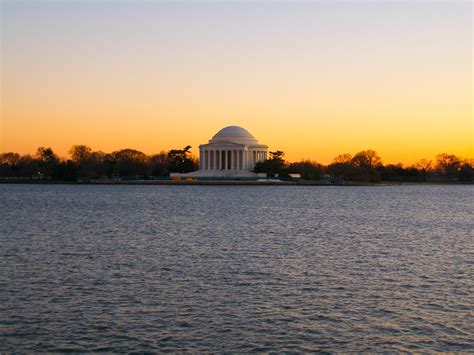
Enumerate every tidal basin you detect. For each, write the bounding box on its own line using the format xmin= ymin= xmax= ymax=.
xmin=0 ymin=184 xmax=472 ymax=352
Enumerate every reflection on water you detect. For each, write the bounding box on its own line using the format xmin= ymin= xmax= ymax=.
xmin=0 ymin=184 xmax=473 ymax=352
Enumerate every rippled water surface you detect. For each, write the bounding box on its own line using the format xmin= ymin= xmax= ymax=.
xmin=1 ymin=184 xmax=473 ymax=352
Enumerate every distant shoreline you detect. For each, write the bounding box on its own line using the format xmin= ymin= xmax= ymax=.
xmin=0 ymin=179 xmax=472 ymax=187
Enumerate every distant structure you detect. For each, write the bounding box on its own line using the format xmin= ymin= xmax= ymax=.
xmin=176 ymin=125 xmax=268 ymax=178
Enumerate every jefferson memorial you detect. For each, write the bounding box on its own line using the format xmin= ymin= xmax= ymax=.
xmin=178 ymin=125 xmax=268 ymax=178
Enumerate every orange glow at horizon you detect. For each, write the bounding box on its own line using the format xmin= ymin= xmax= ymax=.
xmin=1 ymin=1 xmax=472 ymax=165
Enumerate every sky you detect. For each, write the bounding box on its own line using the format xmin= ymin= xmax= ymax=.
xmin=1 ymin=0 xmax=472 ymax=164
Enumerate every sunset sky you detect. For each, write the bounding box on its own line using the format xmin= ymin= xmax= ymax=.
xmin=1 ymin=0 xmax=472 ymax=164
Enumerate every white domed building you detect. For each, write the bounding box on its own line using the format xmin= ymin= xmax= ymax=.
xmin=177 ymin=125 xmax=268 ymax=178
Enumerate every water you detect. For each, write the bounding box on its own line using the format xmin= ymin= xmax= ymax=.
xmin=0 ymin=184 xmax=473 ymax=352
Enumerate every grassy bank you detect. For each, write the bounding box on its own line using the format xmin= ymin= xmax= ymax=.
xmin=1 ymin=178 xmax=472 ymax=186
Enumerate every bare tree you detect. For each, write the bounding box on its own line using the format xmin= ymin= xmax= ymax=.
xmin=69 ymin=145 xmax=93 ymax=162
xmin=435 ymin=153 xmax=461 ymax=180
xmin=332 ymin=153 xmax=352 ymax=165
xmin=351 ymin=150 xmax=382 ymax=169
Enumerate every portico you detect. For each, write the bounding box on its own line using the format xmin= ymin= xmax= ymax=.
xmin=199 ymin=146 xmax=268 ymax=171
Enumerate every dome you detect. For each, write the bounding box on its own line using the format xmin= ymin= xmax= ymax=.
xmin=213 ymin=126 xmax=254 ymax=139
xmin=210 ymin=125 xmax=258 ymax=145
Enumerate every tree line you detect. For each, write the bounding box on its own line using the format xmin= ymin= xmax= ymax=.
xmin=0 ymin=145 xmax=472 ymax=182
xmin=255 ymin=150 xmax=473 ymax=182
xmin=0 ymin=145 xmax=198 ymax=181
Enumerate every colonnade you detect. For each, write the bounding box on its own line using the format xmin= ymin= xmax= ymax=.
xmin=199 ymin=149 xmax=267 ymax=171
